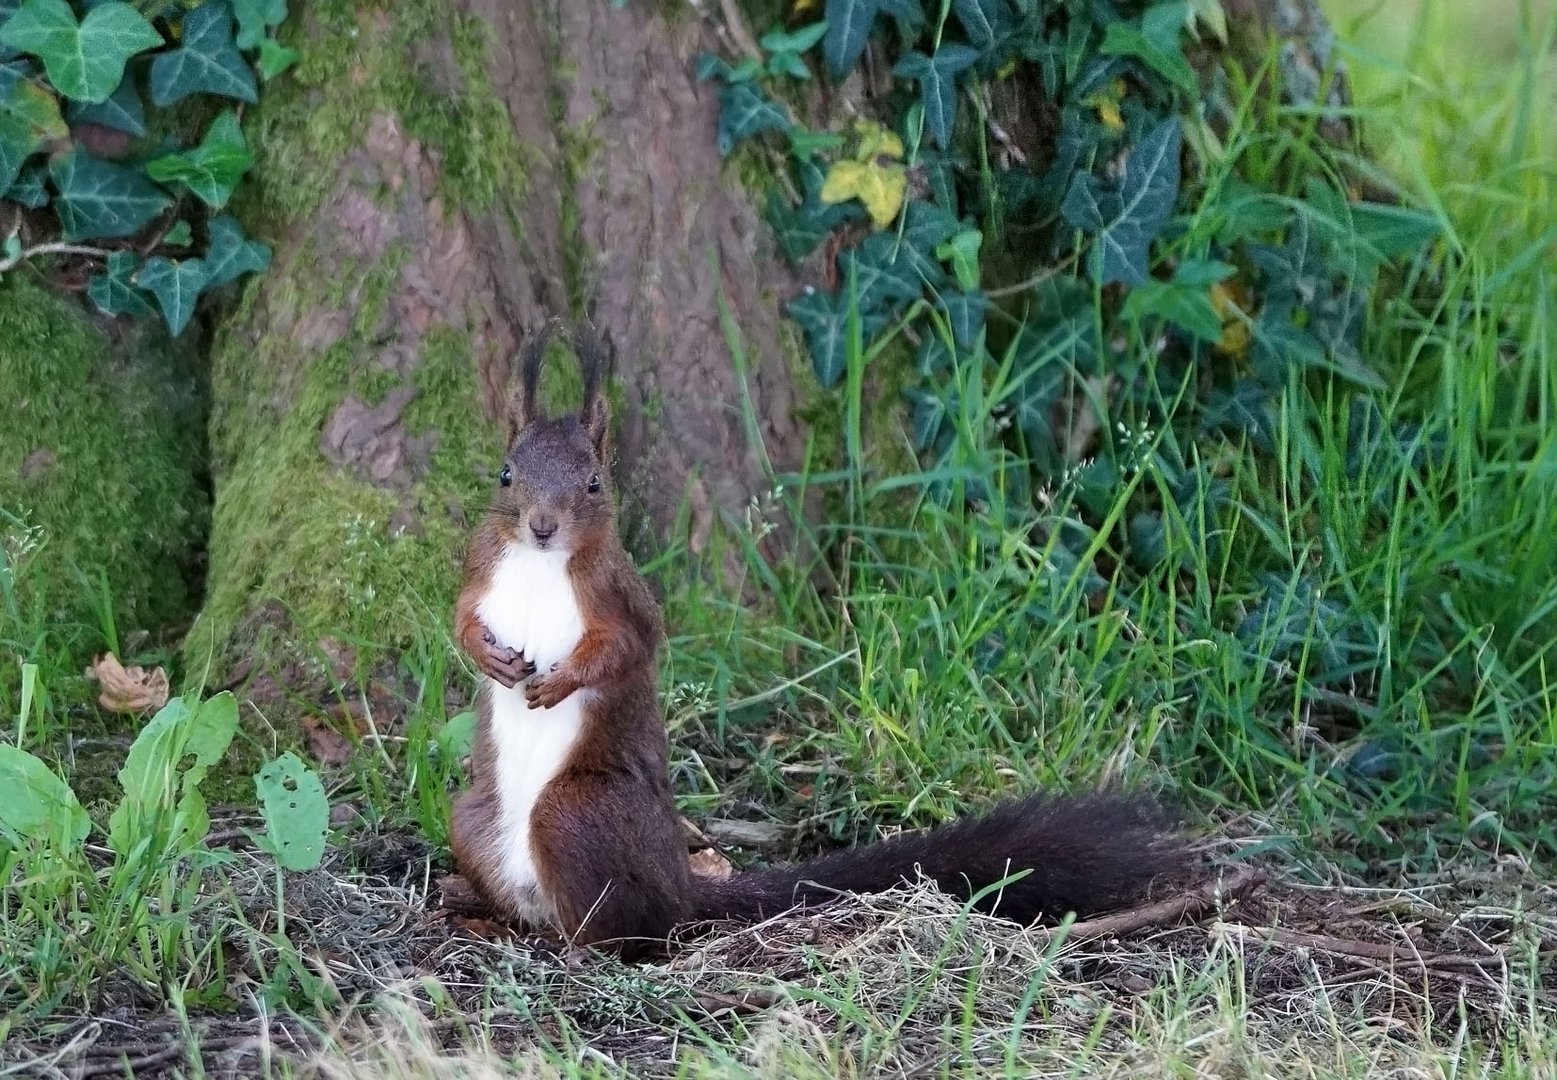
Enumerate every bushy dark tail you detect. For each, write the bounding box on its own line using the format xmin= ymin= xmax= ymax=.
xmin=690 ymin=792 xmax=1191 ymax=925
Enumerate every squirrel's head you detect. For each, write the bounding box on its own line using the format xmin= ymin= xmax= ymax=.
xmin=491 ymin=319 xmax=616 ymax=554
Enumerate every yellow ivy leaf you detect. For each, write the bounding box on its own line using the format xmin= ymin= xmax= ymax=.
xmin=1211 ymin=280 xmax=1252 ymax=359
xmin=794 ymin=0 xmax=819 ymax=13
xmin=853 ymin=119 xmax=904 ymax=161
xmin=821 ymin=159 xmax=907 ymax=228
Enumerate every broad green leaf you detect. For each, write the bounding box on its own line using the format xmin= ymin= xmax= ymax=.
xmin=149 ymin=1 xmax=257 ymax=107
xmin=108 ymin=693 xmax=239 ymax=858
xmin=5 ymin=157 xmax=45 ymax=205
xmin=0 ymin=61 xmax=65 ymax=194
xmin=202 ymin=212 xmax=271 ymax=286
xmin=255 ymin=751 xmax=329 ymax=872
xmin=50 ymin=146 xmax=170 ymax=240
xmin=163 ymin=218 xmax=191 ymax=246
xmin=786 ymin=287 xmax=891 ymax=388
xmin=437 ymin=710 xmax=477 ymax=761
xmin=0 ymin=0 xmax=20 ymax=60
xmin=0 ymin=744 xmax=90 ymax=850
xmin=1301 ymin=179 xmax=1440 ymax=280
xmin=1100 ymin=2 xmax=1196 ymax=92
xmin=821 ymin=157 xmax=906 ymax=227
xmin=905 ymin=385 xmax=952 ymax=451
xmin=715 ymin=80 xmax=789 ymax=155
xmin=255 ymin=35 xmax=295 ymax=79
xmin=765 ymin=190 xmax=829 ymax=264
xmin=232 ymin=0 xmax=285 ymax=50
xmin=788 ymin=126 xmax=844 ymax=158
xmin=134 ymin=254 xmax=207 ymax=335
xmin=146 ymin=108 xmax=252 ymax=208
xmin=0 ymin=0 xmax=161 ymax=104
xmin=1061 ymin=116 xmax=1182 ymax=284
xmin=87 ymin=248 xmax=153 ymax=316
xmin=695 ymin=50 xmax=760 ymax=83
xmin=1123 ymin=279 xmax=1222 ymax=342
xmin=951 ymin=0 xmax=1012 ymax=50
xmin=762 ymin=20 xmax=826 ymax=79
xmin=893 ymin=45 xmax=978 ymax=149
xmin=65 ymin=71 xmax=144 ymax=135
xmin=822 ymin=0 xmax=877 ymax=78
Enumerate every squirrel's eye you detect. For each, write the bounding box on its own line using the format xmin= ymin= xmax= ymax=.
xmin=587 ymin=473 xmax=601 ymax=494
xmin=499 ymin=465 xmax=512 ymax=488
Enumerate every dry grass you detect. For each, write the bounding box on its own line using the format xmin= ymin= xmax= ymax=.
xmin=4 ymin=828 xmax=1551 ymax=1079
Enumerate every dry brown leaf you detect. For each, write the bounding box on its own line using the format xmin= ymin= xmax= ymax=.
xmin=86 ymin=653 xmax=169 ymax=713
xmin=689 ymin=846 xmax=735 ymax=879
xmin=303 ymin=715 xmax=354 ymax=766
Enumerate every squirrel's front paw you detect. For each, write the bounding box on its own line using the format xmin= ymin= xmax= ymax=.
xmin=478 ymin=631 xmax=537 ymax=689
xmin=524 ymin=665 xmax=579 ymax=709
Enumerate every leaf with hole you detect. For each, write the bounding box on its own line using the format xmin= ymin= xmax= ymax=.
xmin=255 ymin=751 xmax=329 ymax=871
xmin=134 ymin=255 xmax=207 ymax=335
xmin=50 ymin=146 xmax=170 ymax=240
xmin=0 ymin=0 xmax=161 ymax=104
xmin=146 ymin=108 xmax=252 ymax=208
xmin=1061 ymin=116 xmax=1181 ymax=284
xmin=0 ymin=744 xmax=91 ymax=851
xmin=87 ymin=249 xmax=153 ymax=316
xmin=202 ymin=213 xmax=270 ymax=286
xmin=150 ymin=1 xmax=257 ymax=106
xmin=1100 ymin=1 xmax=1195 ymax=92
xmin=893 ymin=45 xmax=978 ymax=149
xmin=715 ymin=79 xmax=789 ymax=155
xmin=0 ymin=61 xmax=65 ymax=195
xmin=65 ymin=71 xmax=144 ymax=135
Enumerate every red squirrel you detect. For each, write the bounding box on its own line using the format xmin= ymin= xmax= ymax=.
xmin=450 ymin=321 xmax=1190 ymax=958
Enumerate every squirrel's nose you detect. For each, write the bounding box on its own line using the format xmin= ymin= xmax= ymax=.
xmin=530 ymin=516 xmax=558 ymax=543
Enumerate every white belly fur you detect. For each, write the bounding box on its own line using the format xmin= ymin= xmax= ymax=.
xmin=475 ymin=543 xmax=587 ymax=924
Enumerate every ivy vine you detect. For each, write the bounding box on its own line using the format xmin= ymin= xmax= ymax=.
xmin=0 ymin=0 xmax=287 ymax=335
xmin=702 ymin=0 xmax=1443 ymax=685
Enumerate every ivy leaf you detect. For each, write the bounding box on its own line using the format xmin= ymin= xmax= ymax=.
xmin=87 ymin=248 xmax=153 ymax=316
xmin=0 ymin=61 xmax=65 ymax=195
xmin=939 ymin=289 xmax=989 ymax=350
xmin=936 ymin=228 xmax=982 ymax=291
xmin=1100 ymin=2 xmax=1196 ymax=93
xmin=715 ymin=80 xmax=789 ymax=155
xmin=255 ymin=751 xmax=329 ymax=872
xmin=0 ymin=0 xmax=161 ymax=104
xmin=162 ymin=218 xmax=192 ymax=246
xmin=893 ymin=45 xmax=978 ymax=149
xmin=1301 ymin=179 xmax=1440 ymax=281
xmin=762 ymin=20 xmax=826 ymax=78
xmin=50 ymin=146 xmax=170 ymax=240
xmin=1123 ymin=258 xmax=1233 ymax=343
xmin=1061 ymin=116 xmax=1182 ymax=285
xmin=788 ymin=126 xmax=844 ymax=158
xmin=696 ymin=51 xmax=760 ymax=83
xmin=5 ymin=157 xmax=44 ymax=205
xmin=231 ymin=0 xmax=285 ymax=50
xmin=822 ymin=0 xmax=877 ymax=78
xmin=821 ymin=157 xmax=906 ymax=227
xmin=65 ymin=72 xmax=144 ymax=135
xmin=0 ymin=0 xmax=19 ymax=61
xmin=202 ymin=213 xmax=270 ymax=286
xmin=256 ymin=36 xmax=296 ymax=80
xmin=133 ymin=254 xmax=207 ymax=335
xmin=149 ymin=1 xmax=258 ymax=107
xmin=900 ymin=198 xmax=961 ymax=254
xmin=146 ymin=108 xmax=252 ymax=208
xmin=765 ymin=190 xmax=829 ymax=263
xmin=840 ymin=231 xmax=924 ymax=310
xmin=951 ymin=0 xmax=1013 ymax=51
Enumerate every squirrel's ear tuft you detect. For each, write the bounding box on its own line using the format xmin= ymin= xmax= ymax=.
xmin=508 ymin=318 xmax=563 ymax=445
xmin=576 ymin=320 xmax=615 ymax=461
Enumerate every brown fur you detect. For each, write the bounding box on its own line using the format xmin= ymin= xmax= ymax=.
xmin=450 ymin=320 xmax=1194 ymax=959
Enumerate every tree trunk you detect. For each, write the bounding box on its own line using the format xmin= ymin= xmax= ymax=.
xmin=4 ymin=0 xmax=1351 ymax=705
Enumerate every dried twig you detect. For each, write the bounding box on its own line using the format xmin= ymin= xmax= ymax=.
xmin=1040 ymin=867 xmax=1267 ymax=944
xmin=1214 ymin=922 xmax=1505 ymax=973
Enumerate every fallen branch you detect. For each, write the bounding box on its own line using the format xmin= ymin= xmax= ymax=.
xmin=1039 ymin=867 xmax=1267 ymax=944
